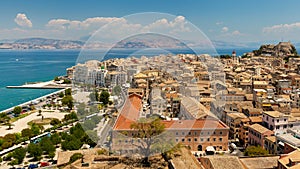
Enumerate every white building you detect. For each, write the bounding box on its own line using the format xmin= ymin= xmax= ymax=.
xmin=262 ymin=111 xmax=300 ymax=135
xmin=73 ymin=61 xmax=108 ymax=87
xmin=150 ymin=88 xmax=166 ymax=115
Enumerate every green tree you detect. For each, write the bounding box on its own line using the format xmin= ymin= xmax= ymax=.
xmin=12 ymin=147 xmax=26 ymax=164
xmin=69 ymin=153 xmax=83 ymax=164
xmin=7 ymin=122 xmax=13 ymax=130
xmin=1 ymin=141 xmax=12 ymax=149
xmin=100 ymin=91 xmax=110 ymax=105
xmin=40 ymin=137 xmax=55 ymax=155
xmin=58 ymin=92 xmax=64 ymax=98
xmin=48 ymin=151 xmax=55 ymax=160
xmin=38 ymin=110 xmax=42 ymax=116
xmin=89 ymin=91 xmax=97 ymax=102
xmin=8 ymin=159 xmax=18 ymax=168
xmin=89 ymin=105 xmax=99 ymax=114
xmin=77 ymin=103 xmax=87 ymax=116
xmin=65 ymin=88 xmax=72 ymax=96
xmin=4 ymin=133 xmax=17 ymax=144
xmin=61 ymin=138 xmax=82 ymax=151
xmin=50 ymin=133 xmax=61 ymax=145
xmin=0 ymin=112 xmax=10 ymax=124
xmin=12 ymin=106 xmax=22 ymax=116
xmin=54 ymin=76 xmax=60 ymax=81
xmin=112 ymin=85 xmax=122 ymax=96
xmin=82 ymin=120 xmax=96 ymax=130
xmin=244 ymin=146 xmax=269 ymax=157
xmin=62 ymin=95 xmax=74 ymax=110
xmin=50 ymin=119 xmax=61 ymax=126
xmin=21 ymin=128 xmax=33 ymax=138
xmin=63 ymin=112 xmax=78 ymax=121
xmin=30 ymin=123 xmax=41 ymax=136
xmin=27 ymin=143 xmax=42 ymax=161
xmin=63 ymin=79 xmax=71 ymax=84
xmin=130 ymin=118 xmax=165 ymax=165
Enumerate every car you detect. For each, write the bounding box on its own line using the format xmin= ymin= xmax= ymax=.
xmin=40 ymin=162 xmax=49 ymax=167
xmin=28 ymin=164 xmax=38 ymax=169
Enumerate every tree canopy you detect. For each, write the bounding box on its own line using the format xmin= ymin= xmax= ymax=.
xmin=12 ymin=106 xmax=22 ymax=116
xmin=130 ymin=118 xmax=165 ymax=163
xmin=100 ymin=91 xmax=110 ymax=105
xmin=62 ymin=95 xmax=74 ymax=110
xmin=244 ymin=146 xmax=269 ymax=157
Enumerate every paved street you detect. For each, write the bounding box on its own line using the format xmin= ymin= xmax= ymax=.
xmin=0 ymin=111 xmax=68 ymax=136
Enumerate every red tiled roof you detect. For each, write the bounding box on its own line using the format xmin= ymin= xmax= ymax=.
xmin=113 ymin=94 xmax=228 ymax=131
xmin=113 ymin=94 xmax=142 ymax=130
xmin=162 ymin=119 xmax=228 ymax=130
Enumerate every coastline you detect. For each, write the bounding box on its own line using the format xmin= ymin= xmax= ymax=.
xmin=0 ymin=88 xmax=67 ymax=113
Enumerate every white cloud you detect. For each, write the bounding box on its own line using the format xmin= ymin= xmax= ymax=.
xmin=2 ymin=15 xmax=196 ymax=41
xmin=263 ymin=22 xmax=300 ymax=33
xmin=221 ymin=27 xmax=229 ymax=32
xmin=44 ymin=16 xmax=191 ymax=41
xmin=14 ymin=13 xmax=33 ymax=28
xmin=232 ymin=30 xmax=242 ymax=35
xmin=142 ymin=16 xmax=190 ymax=35
xmin=46 ymin=17 xmax=126 ymax=30
xmin=216 ymin=22 xmax=223 ymax=25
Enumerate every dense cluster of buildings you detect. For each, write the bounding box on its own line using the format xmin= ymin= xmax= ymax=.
xmin=67 ymin=45 xmax=300 ymax=168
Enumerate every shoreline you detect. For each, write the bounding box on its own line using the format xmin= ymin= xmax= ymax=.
xmin=0 ymin=88 xmax=67 ymax=113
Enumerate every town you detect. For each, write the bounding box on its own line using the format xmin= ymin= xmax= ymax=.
xmin=1 ymin=41 xmax=300 ymax=169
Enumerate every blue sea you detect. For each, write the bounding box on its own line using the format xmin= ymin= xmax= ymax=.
xmin=0 ymin=48 xmax=253 ymax=111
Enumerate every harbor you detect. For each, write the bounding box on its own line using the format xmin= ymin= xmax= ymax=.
xmin=6 ymin=80 xmax=71 ymax=89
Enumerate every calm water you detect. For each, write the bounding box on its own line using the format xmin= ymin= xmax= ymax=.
xmin=0 ymin=48 xmax=253 ymax=111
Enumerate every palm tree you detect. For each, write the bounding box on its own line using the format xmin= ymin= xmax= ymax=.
xmin=7 ymin=122 xmax=13 ymax=130
xmin=38 ymin=110 xmax=42 ymax=116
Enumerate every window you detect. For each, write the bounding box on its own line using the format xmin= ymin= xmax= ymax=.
xmin=188 ymin=132 xmax=191 ymax=135
xmin=194 ymin=132 xmax=197 ymax=135
xmin=220 ymin=131 xmax=223 ymax=135
xmin=182 ymin=132 xmax=185 ymax=135
xmin=194 ymin=138 xmax=198 ymax=142
xmin=213 ymin=138 xmax=216 ymax=141
xmin=201 ymin=138 xmax=204 ymax=142
xmin=207 ymin=132 xmax=210 ymax=135
xmin=284 ymin=119 xmax=287 ymax=122
xmin=283 ymin=125 xmax=287 ymax=129
xmin=188 ymin=138 xmax=191 ymax=142
xmin=219 ymin=138 xmax=223 ymax=141
xmin=207 ymin=138 xmax=210 ymax=142
xmin=182 ymin=138 xmax=185 ymax=142
xmin=176 ymin=132 xmax=178 ymax=136
xmin=175 ymin=139 xmax=178 ymax=142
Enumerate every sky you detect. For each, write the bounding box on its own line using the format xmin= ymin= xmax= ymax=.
xmin=1 ymin=0 xmax=300 ymax=44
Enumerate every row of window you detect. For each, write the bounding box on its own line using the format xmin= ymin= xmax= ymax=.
xmin=175 ymin=131 xmax=223 ymax=136
xmin=175 ymin=137 xmax=223 ymax=143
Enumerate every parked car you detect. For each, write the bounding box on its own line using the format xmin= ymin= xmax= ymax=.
xmin=40 ymin=162 xmax=50 ymax=167
xmin=28 ymin=164 xmax=38 ymax=169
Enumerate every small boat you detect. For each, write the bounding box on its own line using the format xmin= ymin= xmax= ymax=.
xmin=16 ymin=59 xmax=19 ymax=61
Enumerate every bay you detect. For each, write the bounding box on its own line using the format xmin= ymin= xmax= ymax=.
xmin=0 ymin=48 xmax=253 ymax=111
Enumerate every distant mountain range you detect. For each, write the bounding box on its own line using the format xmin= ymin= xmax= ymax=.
xmin=0 ymin=37 xmax=296 ymax=50
xmin=0 ymin=38 xmax=84 ymax=50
